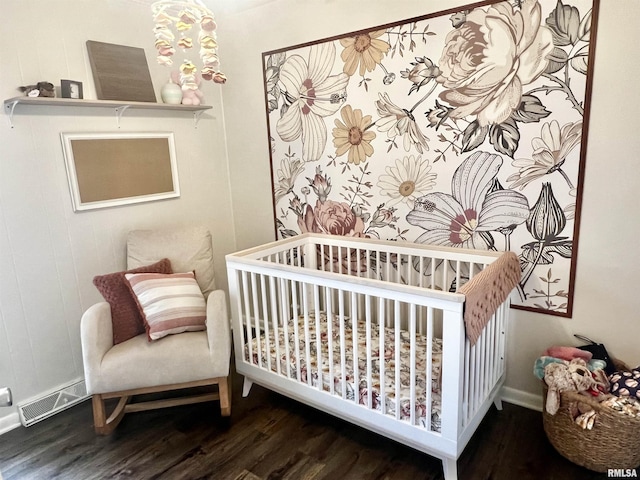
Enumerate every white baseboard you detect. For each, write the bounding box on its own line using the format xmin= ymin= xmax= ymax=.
xmin=0 ymin=411 xmax=21 ymax=435
xmin=501 ymin=386 xmax=543 ymax=412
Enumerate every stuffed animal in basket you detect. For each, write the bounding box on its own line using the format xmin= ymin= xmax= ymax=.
xmin=544 ymin=358 xmax=603 ymax=415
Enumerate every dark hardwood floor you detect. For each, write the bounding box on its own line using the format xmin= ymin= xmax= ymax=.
xmin=0 ymin=372 xmax=611 ymax=480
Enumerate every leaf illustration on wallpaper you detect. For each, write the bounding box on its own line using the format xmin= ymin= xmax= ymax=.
xmin=264 ymin=0 xmax=599 ymax=317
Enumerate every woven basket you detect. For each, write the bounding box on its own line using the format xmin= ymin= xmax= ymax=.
xmin=542 ymin=360 xmax=640 ymax=472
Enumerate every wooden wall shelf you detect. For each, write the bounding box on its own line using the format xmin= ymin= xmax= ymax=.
xmin=3 ymin=96 xmax=213 ymax=128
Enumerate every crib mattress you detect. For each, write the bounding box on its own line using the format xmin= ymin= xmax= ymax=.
xmin=245 ymin=312 xmax=443 ymax=432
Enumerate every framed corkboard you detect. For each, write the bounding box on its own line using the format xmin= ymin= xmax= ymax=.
xmin=61 ymin=132 xmax=180 ymax=211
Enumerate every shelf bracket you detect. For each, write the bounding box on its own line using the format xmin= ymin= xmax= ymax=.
xmin=114 ymin=105 xmax=131 ymax=128
xmin=5 ymin=100 xmax=19 ymax=128
xmin=193 ymin=110 xmax=205 ymax=128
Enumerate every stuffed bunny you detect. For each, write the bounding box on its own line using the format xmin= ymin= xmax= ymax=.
xmin=544 ymin=358 xmax=598 ymax=415
xmin=170 ymin=70 xmax=204 ymax=106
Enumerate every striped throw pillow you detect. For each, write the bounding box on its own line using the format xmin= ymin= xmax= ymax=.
xmin=125 ymin=272 xmax=206 ymax=341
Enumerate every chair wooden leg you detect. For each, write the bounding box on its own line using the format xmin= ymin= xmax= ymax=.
xmin=92 ymin=394 xmax=129 ymax=435
xmin=219 ymin=376 xmax=231 ymax=417
xmin=92 ymin=395 xmax=107 ymax=434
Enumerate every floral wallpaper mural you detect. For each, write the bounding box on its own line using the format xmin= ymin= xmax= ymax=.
xmin=263 ymin=0 xmax=599 ymax=317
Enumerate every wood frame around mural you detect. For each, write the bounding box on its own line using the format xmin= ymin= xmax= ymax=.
xmin=86 ymin=40 xmax=157 ymax=103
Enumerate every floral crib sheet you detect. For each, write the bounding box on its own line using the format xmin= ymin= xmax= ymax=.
xmin=245 ymin=312 xmax=444 ymax=432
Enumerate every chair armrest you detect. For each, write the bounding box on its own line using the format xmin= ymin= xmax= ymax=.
xmin=205 ymin=290 xmax=231 ymax=375
xmin=80 ymin=302 xmax=114 ymax=394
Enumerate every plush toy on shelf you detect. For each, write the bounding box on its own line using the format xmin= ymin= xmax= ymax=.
xmin=19 ymin=81 xmax=55 ymax=98
xmin=170 ymin=70 xmax=204 ymax=106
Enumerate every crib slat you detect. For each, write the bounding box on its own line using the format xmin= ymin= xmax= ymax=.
xmin=426 ymin=306 xmax=434 ymax=431
xmin=280 ymin=278 xmax=291 ymax=379
xmin=479 ymin=322 xmax=486 ymax=399
xmin=236 ymin=272 xmax=248 ymax=363
xmin=463 ymin=338 xmax=471 ymax=427
xmin=443 ymin=261 xmax=449 ymax=292
xmin=409 ymin=303 xmax=416 ymax=426
xmin=386 ymin=253 xmax=391 ymax=284
xmin=303 ymin=284 xmax=312 ymax=387
xmin=469 ymin=341 xmax=476 ymax=416
xmin=292 ymin=279 xmax=301 ymax=383
xmin=269 ymin=276 xmax=281 ymax=375
xmin=319 ymin=245 xmax=325 ymax=272
xmin=394 ymin=300 xmax=400 ymax=421
xmin=379 ymin=250 xmax=390 ymax=326
xmin=418 ymin=257 xmax=425 ymax=335
xmin=260 ymin=275 xmax=271 ymax=372
xmin=365 ymin=249 xmax=370 ymax=279
xmin=495 ymin=311 xmax=501 ymax=384
xmin=250 ymin=273 xmax=262 ymax=369
xmin=474 ymin=329 xmax=481 ymax=413
xmin=430 ymin=258 xmax=436 ymax=289
xmin=499 ymin=303 xmax=507 ymax=375
xmin=326 ymin=286 xmax=334 ymax=395
xmin=339 ymin=290 xmax=347 ymax=400
xmin=241 ymin=272 xmax=253 ymax=367
xmin=351 ymin=292 xmax=359 ymax=406
xmin=378 ymin=297 xmax=385 ymax=416
xmin=365 ymin=295 xmax=372 ymax=410
xmin=487 ymin=313 xmax=495 ymax=394
xmin=314 ymin=285 xmax=322 ymax=392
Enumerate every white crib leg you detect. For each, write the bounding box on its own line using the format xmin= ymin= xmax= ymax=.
xmin=242 ymin=377 xmax=253 ymax=397
xmin=493 ymin=396 xmax=503 ymax=411
xmin=442 ymin=457 xmax=457 ymax=480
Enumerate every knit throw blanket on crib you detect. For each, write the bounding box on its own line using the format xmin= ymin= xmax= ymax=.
xmin=459 ymin=251 xmax=521 ymax=346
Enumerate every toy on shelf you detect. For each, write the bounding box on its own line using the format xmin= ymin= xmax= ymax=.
xmin=19 ymin=81 xmax=55 ymax=98
xmin=170 ymin=69 xmax=203 ymax=106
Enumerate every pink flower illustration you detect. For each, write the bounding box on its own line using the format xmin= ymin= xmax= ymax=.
xmin=298 ymin=200 xmax=365 ymax=237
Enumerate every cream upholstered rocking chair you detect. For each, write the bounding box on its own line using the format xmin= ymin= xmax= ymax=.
xmin=80 ymin=226 xmax=231 ymax=435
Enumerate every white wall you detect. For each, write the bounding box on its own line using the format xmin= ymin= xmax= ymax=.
xmin=0 ymin=0 xmax=236 ymax=430
xmin=218 ymin=0 xmax=640 ymax=408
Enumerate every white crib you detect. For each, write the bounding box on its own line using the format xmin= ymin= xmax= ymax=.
xmin=226 ymin=233 xmax=517 ymax=480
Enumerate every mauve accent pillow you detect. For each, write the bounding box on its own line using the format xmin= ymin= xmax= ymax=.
xmin=93 ymin=258 xmax=172 ymax=345
xmin=124 ymin=271 xmax=206 ymax=341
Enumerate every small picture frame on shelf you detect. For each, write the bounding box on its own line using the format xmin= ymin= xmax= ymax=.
xmin=61 ymin=80 xmax=83 ymax=99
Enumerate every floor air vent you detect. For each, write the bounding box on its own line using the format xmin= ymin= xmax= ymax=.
xmin=18 ymin=380 xmax=88 ymax=427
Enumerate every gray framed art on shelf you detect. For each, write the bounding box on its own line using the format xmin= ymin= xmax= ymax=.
xmin=61 ymin=79 xmax=83 ymax=99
